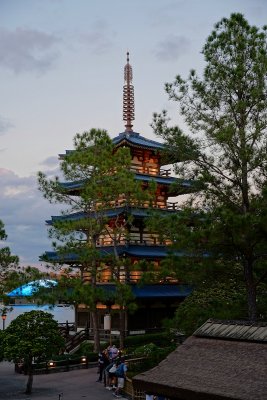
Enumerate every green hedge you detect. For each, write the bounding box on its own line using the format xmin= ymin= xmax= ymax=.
xmin=128 ymin=345 xmax=175 ymax=377
xmin=124 ymin=331 xmax=172 ymax=349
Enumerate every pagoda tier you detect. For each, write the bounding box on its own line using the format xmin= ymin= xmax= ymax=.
xmin=46 ymin=206 xmax=176 ymax=248
xmin=44 ymin=244 xmax=183 ymax=263
xmin=46 ymin=205 xmax=178 ymax=224
xmin=42 ymin=244 xmax=184 ymax=284
xmin=59 ymin=172 xmax=195 ymax=200
xmin=60 ymin=130 xmax=183 ymax=169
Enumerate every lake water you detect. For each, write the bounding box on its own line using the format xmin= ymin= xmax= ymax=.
xmin=1 ymin=304 xmax=75 ymax=329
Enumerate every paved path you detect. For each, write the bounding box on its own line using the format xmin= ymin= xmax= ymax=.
xmin=0 ymin=362 xmax=120 ymax=400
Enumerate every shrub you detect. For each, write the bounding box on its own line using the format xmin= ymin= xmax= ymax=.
xmin=75 ymin=342 xmax=94 ymax=355
xmin=132 ymin=343 xmax=157 ymax=358
xmin=124 ymin=331 xmax=171 ymax=349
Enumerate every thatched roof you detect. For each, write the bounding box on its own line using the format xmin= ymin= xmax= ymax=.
xmin=133 ymin=320 xmax=267 ymax=400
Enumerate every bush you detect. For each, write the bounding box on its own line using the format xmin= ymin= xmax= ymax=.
xmin=124 ymin=331 xmax=171 ymax=349
xmin=127 ymin=345 xmax=175 ymax=378
xmin=75 ymin=342 xmax=94 ymax=355
xmin=132 ymin=343 xmax=158 ymax=358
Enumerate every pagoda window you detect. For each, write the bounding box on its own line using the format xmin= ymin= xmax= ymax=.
xmin=82 ymin=269 xmax=91 ymax=284
xmin=99 ymin=266 xmax=112 ymax=282
xmin=131 ymin=155 xmax=143 ymax=173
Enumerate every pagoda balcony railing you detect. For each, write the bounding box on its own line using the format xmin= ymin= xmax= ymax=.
xmin=130 ymin=165 xmax=158 ymax=176
xmin=96 ymin=239 xmax=171 ymax=247
xmin=159 ymin=168 xmax=171 ymax=177
xmin=130 ymin=163 xmax=171 ymax=177
xmin=129 ymin=164 xmax=171 ymax=177
xmin=166 ymin=201 xmax=181 ymax=210
xmin=107 ymin=200 xmax=180 ymax=211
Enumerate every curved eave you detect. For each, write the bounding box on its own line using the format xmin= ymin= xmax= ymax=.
xmin=59 ymin=132 xmax=181 ymax=164
xmin=40 ymin=245 xmax=184 ymax=264
xmin=46 ymin=206 xmax=178 ymax=225
xmin=58 ymin=133 xmax=165 ymax=159
xmin=112 ymin=131 xmax=164 ymax=151
xmin=97 ymin=283 xmax=192 ymax=298
xmin=135 ymin=173 xmax=196 ymax=196
xmin=58 ymin=174 xmax=196 ymax=196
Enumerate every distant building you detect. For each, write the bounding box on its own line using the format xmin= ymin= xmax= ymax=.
xmin=7 ymin=279 xmax=58 ymax=305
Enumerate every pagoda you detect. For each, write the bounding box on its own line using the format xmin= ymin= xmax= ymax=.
xmin=42 ymin=53 xmax=193 ymax=332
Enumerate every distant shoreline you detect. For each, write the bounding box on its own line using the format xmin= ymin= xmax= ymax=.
xmin=1 ymin=304 xmax=75 ymax=330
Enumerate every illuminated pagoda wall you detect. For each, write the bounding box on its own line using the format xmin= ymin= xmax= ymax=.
xmin=42 ymin=54 xmax=194 ymax=332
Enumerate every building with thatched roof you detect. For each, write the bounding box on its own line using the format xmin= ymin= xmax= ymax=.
xmin=133 ymin=319 xmax=267 ymax=400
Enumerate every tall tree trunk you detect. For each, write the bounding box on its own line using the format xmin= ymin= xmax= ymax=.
xmin=25 ymin=357 xmax=33 ymax=394
xmin=243 ymin=259 xmax=257 ymax=321
xmin=89 ymin=235 xmax=101 ymax=353
xmin=119 ymin=307 xmax=125 ymax=349
xmin=91 ymin=309 xmax=101 ymax=353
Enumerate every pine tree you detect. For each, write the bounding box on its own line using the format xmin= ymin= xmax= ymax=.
xmin=0 ymin=219 xmax=19 ymax=297
xmin=152 ymin=14 xmax=267 ymax=321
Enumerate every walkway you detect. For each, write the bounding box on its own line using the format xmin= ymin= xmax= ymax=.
xmin=0 ymin=362 xmax=122 ymax=400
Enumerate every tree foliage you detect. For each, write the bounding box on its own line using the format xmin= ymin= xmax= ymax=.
xmin=3 ymin=310 xmax=64 ymax=394
xmin=0 ymin=219 xmax=19 ymax=297
xmin=152 ymin=13 xmax=267 ymax=323
xmin=3 ymin=266 xmax=49 ymax=293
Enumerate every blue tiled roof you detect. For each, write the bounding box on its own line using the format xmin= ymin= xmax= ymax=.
xmin=46 ymin=206 xmax=177 ymax=225
xmin=59 ymin=173 xmax=193 ymax=193
xmin=7 ymin=279 xmax=58 ymax=297
xmin=112 ymin=131 xmax=165 ymax=151
xmin=42 ymin=245 xmax=183 ymax=263
xmin=97 ymin=283 xmax=192 ymax=298
xmin=135 ymin=173 xmax=192 ymax=187
xmin=59 ymin=132 xmax=165 ymax=160
xmin=132 ymin=284 xmax=192 ymax=298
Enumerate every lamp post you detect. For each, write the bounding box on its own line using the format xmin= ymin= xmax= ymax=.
xmin=1 ymin=311 xmax=7 ymax=330
xmin=0 ymin=306 xmax=13 ymax=330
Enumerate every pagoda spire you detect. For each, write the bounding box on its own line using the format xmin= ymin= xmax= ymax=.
xmin=123 ymin=52 xmax=135 ymax=132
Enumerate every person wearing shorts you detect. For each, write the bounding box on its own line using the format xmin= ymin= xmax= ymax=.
xmin=113 ymin=358 xmax=127 ymax=398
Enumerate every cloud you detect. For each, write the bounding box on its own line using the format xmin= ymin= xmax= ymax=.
xmin=0 ymin=27 xmax=60 ymax=74
xmin=79 ymin=19 xmax=115 ymax=55
xmin=154 ymin=35 xmax=190 ymax=62
xmin=40 ymin=156 xmax=60 ymax=168
xmin=0 ymin=116 xmax=14 ymax=135
xmin=148 ymin=1 xmax=185 ymax=28
xmin=0 ymin=168 xmax=62 ymax=265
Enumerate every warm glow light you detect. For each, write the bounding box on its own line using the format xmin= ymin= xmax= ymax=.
xmin=111 ymin=304 xmax=120 ymax=310
xmin=96 ymin=303 xmax=107 ymax=309
xmin=48 ymin=361 xmax=55 ymax=367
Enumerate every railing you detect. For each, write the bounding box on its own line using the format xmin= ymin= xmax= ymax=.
xmin=65 ymin=329 xmax=89 ymax=352
xmin=124 ymin=378 xmax=146 ymax=400
xmin=166 ymin=201 xmax=181 ymax=210
xmin=97 ymin=238 xmax=170 ymax=247
xmin=160 ymin=168 xmax=171 ymax=177
xmin=15 ymin=356 xmax=92 ymax=375
xmin=58 ymin=322 xmax=76 ymax=338
xmin=94 ymin=200 xmax=181 ymax=212
xmin=130 ymin=165 xmax=159 ymax=176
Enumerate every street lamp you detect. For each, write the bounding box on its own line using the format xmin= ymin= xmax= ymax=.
xmin=1 ymin=311 xmax=7 ymax=330
xmin=0 ymin=306 xmax=13 ymax=330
